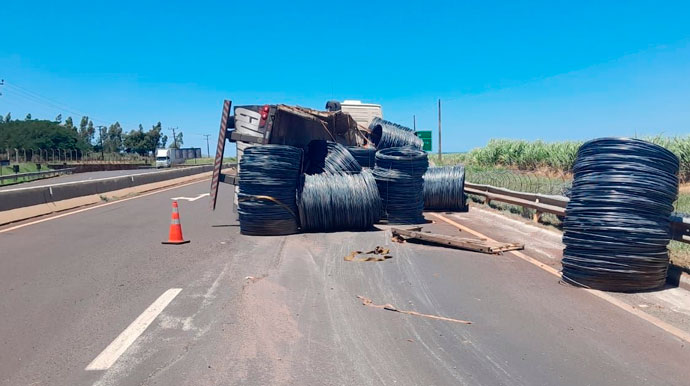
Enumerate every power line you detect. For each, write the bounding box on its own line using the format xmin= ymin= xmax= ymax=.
xmin=6 ymin=83 xmax=92 ymax=117
xmin=3 ymin=87 xmax=88 ymax=121
xmin=2 ymin=80 xmax=137 ymax=128
xmin=169 ymin=127 xmax=178 ymax=148
xmin=203 ymin=134 xmax=211 ymax=158
xmin=4 ymin=82 xmax=108 ymax=125
xmin=438 ymin=99 xmax=442 ymax=162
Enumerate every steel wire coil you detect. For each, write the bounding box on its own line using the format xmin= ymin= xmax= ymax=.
xmin=369 ymin=117 xmax=423 ymax=150
xmin=298 ymin=170 xmax=381 ymax=232
xmin=423 ymin=165 xmax=467 ymax=211
xmin=238 ymin=145 xmax=303 ymax=236
xmin=347 ymin=147 xmax=377 ymax=168
xmin=373 ymin=147 xmax=429 ymax=224
xmin=561 ymin=137 xmax=680 ymax=291
xmin=305 ymin=140 xmax=362 ymax=174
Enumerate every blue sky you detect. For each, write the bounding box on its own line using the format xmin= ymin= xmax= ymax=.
xmin=1 ymin=1 xmax=689 ymax=153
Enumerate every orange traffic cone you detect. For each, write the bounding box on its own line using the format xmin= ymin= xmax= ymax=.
xmin=162 ymin=201 xmax=190 ymax=244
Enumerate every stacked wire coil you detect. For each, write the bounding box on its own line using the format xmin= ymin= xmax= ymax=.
xmin=298 ymin=170 xmax=381 ymax=232
xmin=423 ymin=165 xmax=467 ymax=211
xmin=562 ymin=137 xmax=679 ymax=292
xmin=347 ymin=147 xmax=377 ymax=168
xmin=369 ymin=117 xmax=423 ymax=150
xmin=238 ymin=145 xmax=302 ymax=236
xmin=373 ymin=147 xmax=429 ymax=224
xmin=305 ymin=140 xmax=362 ymax=174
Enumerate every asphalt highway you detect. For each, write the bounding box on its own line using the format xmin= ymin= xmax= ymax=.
xmin=0 ymin=167 xmax=166 ymax=191
xmin=1 ymin=180 xmax=689 ymax=385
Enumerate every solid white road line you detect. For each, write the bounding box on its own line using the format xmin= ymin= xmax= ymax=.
xmin=170 ymin=193 xmax=210 ymax=202
xmin=85 ymin=288 xmax=182 ymax=371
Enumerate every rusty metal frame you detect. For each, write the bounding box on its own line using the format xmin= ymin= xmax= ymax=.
xmin=210 ymin=100 xmax=231 ymax=210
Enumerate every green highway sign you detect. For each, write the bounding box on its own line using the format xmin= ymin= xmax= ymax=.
xmin=415 ymin=130 xmax=432 ymax=151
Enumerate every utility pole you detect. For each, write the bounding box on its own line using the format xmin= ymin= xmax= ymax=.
xmin=96 ymin=125 xmax=107 ymax=160
xmin=438 ymin=99 xmax=442 ymax=163
xmin=413 ymin=115 xmax=416 ymax=131
xmin=169 ymin=127 xmax=178 ymax=148
xmin=203 ymin=134 xmax=211 ymax=158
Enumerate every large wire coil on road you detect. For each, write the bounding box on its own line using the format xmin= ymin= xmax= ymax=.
xmin=423 ymin=166 xmax=467 ymax=211
xmin=298 ymin=170 xmax=381 ymax=232
xmin=347 ymin=147 xmax=377 ymax=168
xmin=305 ymin=140 xmax=362 ymax=174
xmin=373 ymin=147 xmax=429 ymax=224
xmin=369 ymin=117 xmax=423 ymax=150
xmin=561 ymin=137 xmax=680 ymax=292
xmin=238 ymin=145 xmax=302 ymax=236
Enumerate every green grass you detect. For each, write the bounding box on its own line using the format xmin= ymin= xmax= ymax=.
xmin=462 ymin=139 xmax=581 ymax=171
xmin=1 ymin=162 xmax=44 ymax=175
xmin=431 ymin=153 xmax=469 ymax=166
xmin=464 ymin=165 xmax=571 ymax=195
xmin=445 ymin=136 xmax=690 ymax=182
xmin=675 ymin=192 xmax=690 ymax=215
xmin=672 ymin=193 xmax=690 ymax=271
xmin=181 ymin=157 xmax=236 ymax=165
xmin=0 ymin=162 xmax=55 ymax=186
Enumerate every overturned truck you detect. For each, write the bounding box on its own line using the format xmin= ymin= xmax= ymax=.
xmin=209 ymin=99 xmax=466 ymax=235
xmin=210 ymin=100 xmax=377 ymax=209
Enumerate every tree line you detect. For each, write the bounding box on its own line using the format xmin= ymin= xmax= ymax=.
xmin=0 ymin=112 xmax=184 ymax=156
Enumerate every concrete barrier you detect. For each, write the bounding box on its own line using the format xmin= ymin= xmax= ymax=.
xmin=0 ymin=165 xmax=219 ymax=212
xmin=0 ymin=171 xmax=215 ymax=226
xmin=48 ymin=163 xmax=151 ymax=173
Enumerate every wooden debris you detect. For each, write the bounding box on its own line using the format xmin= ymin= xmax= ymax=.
xmin=391 ymin=227 xmax=523 ymax=254
xmin=345 ymin=246 xmax=392 ymax=262
xmin=357 ymin=295 xmax=472 ymax=325
xmin=391 ymin=234 xmax=406 ymax=243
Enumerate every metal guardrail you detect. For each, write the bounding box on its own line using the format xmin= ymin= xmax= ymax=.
xmin=464 ymin=182 xmax=567 ymax=218
xmin=670 ymin=215 xmax=690 ymax=243
xmin=464 ymin=181 xmax=690 ymax=244
xmin=0 ymin=168 xmax=75 ymax=184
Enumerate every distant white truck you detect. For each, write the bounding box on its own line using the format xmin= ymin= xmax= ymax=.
xmin=155 ymin=148 xmax=179 ymax=168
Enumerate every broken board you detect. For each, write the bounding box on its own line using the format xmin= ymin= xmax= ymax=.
xmin=391 ymin=227 xmax=523 ymax=254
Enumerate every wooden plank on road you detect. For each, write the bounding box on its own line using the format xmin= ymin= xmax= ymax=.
xmin=391 ymin=227 xmax=524 ymax=254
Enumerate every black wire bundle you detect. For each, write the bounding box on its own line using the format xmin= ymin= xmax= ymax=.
xmin=373 ymin=147 xmax=429 ymax=224
xmin=369 ymin=117 xmax=423 ymax=150
xmin=238 ymin=145 xmax=303 ymax=236
xmin=423 ymin=165 xmax=467 ymax=211
xmin=298 ymin=170 xmax=381 ymax=232
xmin=305 ymin=140 xmax=362 ymax=174
xmin=562 ymin=137 xmax=680 ymax=292
xmin=347 ymin=147 xmax=377 ymax=168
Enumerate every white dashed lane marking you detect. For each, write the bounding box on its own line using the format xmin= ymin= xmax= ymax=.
xmin=85 ymin=288 xmax=182 ymax=371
